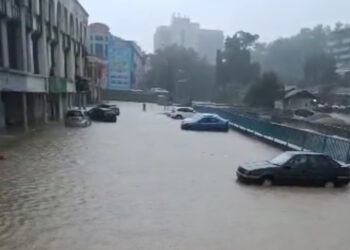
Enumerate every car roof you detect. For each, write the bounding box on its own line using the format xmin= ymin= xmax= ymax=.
xmin=198 ymin=113 xmax=220 ymax=118
xmin=67 ymin=109 xmax=83 ymax=113
xmin=100 ymin=103 xmax=117 ymax=106
xmin=284 ymin=151 xmax=326 ymax=156
xmin=175 ymin=106 xmax=193 ymax=109
xmin=96 ymin=107 xmax=113 ymax=111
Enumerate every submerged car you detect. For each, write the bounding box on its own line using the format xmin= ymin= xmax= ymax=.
xmin=96 ymin=104 xmax=120 ymax=116
xmin=181 ymin=114 xmax=229 ymax=132
xmin=170 ymin=107 xmax=196 ymax=119
xmin=87 ymin=108 xmax=117 ymax=123
xmin=65 ymin=109 xmax=92 ymax=128
xmin=236 ymin=151 xmax=350 ymax=187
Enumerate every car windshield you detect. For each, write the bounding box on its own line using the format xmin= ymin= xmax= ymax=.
xmin=67 ymin=111 xmax=83 ymax=117
xmin=269 ymin=153 xmax=293 ymax=165
xmin=190 ymin=114 xmax=208 ymax=121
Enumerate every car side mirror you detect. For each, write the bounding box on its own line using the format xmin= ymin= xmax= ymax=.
xmin=283 ymin=165 xmax=292 ymax=170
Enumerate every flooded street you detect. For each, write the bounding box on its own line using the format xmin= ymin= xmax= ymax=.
xmin=1 ymin=102 xmax=350 ymax=250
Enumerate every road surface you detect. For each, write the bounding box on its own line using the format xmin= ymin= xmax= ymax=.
xmin=0 ymin=102 xmax=350 ymax=250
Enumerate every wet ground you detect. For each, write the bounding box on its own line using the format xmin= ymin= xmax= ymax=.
xmin=0 ymin=102 xmax=350 ymax=250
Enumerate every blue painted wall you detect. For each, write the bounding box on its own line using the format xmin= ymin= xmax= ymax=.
xmin=107 ymin=38 xmax=133 ymax=90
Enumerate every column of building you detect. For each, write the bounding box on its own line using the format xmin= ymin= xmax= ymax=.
xmin=0 ymin=17 xmax=9 ymax=130
xmin=55 ymin=20 xmax=65 ymax=121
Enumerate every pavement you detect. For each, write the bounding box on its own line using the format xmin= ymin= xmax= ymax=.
xmin=1 ymin=102 xmax=350 ymax=250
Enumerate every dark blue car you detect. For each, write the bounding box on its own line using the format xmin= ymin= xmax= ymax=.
xmin=181 ymin=114 xmax=229 ymax=132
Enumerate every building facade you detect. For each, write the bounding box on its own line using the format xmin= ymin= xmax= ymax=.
xmin=328 ymin=28 xmax=350 ymax=75
xmin=0 ymin=0 xmax=89 ymax=131
xmin=88 ymin=22 xmax=109 ymax=60
xmin=154 ymin=15 xmax=224 ymax=64
xmin=89 ymin=22 xmax=145 ymax=91
xmin=86 ymin=56 xmax=106 ymax=103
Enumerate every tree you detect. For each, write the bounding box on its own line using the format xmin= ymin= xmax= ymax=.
xmin=216 ymin=31 xmax=260 ymax=87
xmin=319 ymin=84 xmax=336 ymax=103
xmin=144 ymin=45 xmax=215 ymax=101
xmin=244 ymin=72 xmax=284 ymax=108
xmin=252 ymin=25 xmax=332 ymax=84
xmin=304 ymin=53 xmax=337 ymax=85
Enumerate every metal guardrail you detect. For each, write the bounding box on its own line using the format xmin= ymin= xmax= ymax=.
xmin=194 ymin=106 xmax=350 ymax=163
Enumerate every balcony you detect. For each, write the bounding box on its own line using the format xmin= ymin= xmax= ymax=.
xmin=0 ymin=0 xmax=6 ymax=16
xmin=48 ymin=76 xmax=67 ymax=93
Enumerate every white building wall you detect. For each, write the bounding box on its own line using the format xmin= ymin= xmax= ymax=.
xmin=154 ymin=16 xmax=223 ymax=64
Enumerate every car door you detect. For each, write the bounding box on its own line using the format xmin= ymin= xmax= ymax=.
xmin=185 ymin=108 xmax=195 ymax=118
xmin=198 ymin=117 xmax=211 ymax=130
xmin=277 ymin=155 xmax=309 ymax=185
xmin=182 ymin=108 xmax=191 ymax=119
xmin=177 ymin=108 xmax=186 ymax=118
xmin=203 ymin=117 xmax=219 ymax=130
xmin=307 ymin=155 xmax=337 ymax=186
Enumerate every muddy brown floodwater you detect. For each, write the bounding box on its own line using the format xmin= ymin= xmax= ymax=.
xmin=1 ymin=102 xmax=350 ymax=250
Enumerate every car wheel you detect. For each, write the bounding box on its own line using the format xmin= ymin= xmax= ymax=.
xmin=175 ymin=115 xmax=183 ymax=119
xmin=261 ymin=176 xmax=273 ymax=187
xmin=324 ymin=181 xmax=335 ymax=188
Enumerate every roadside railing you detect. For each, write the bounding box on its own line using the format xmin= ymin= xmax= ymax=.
xmin=194 ymin=105 xmax=350 ymax=163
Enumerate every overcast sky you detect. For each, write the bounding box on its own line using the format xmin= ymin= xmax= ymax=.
xmin=80 ymin=0 xmax=350 ymax=52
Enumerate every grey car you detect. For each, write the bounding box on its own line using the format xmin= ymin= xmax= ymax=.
xmin=65 ymin=110 xmax=92 ymax=128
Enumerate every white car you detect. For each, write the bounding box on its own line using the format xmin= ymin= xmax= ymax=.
xmin=170 ymin=107 xmax=196 ymax=119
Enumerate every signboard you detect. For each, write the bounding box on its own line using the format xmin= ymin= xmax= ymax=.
xmin=107 ymin=39 xmax=132 ymax=90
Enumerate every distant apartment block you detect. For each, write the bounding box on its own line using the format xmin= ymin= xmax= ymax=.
xmin=154 ymin=16 xmax=224 ymax=64
xmin=88 ymin=23 xmax=145 ymax=91
xmin=328 ymin=28 xmax=350 ymax=75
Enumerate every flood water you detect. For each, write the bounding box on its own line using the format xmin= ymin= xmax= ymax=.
xmin=1 ymin=102 xmax=350 ymax=250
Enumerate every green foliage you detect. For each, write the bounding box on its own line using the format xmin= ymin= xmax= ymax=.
xmin=252 ymin=25 xmax=332 ymax=84
xmin=304 ymin=53 xmax=337 ymax=85
xmin=145 ymin=45 xmax=215 ymax=101
xmin=216 ymin=31 xmax=261 ymax=87
xmin=244 ymin=72 xmax=284 ymax=108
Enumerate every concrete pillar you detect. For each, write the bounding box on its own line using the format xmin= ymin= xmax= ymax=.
xmin=83 ymin=93 xmax=87 ymax=110
xmin=0 ymin=92 xmax=6 ymax=131
xmin=78 ymin=45 xmax=83 ymax=76
xmin=20 ymin=7 xmax=28 ymax=72
xmin=67 ymin=39 xmax=75 ymax=81
xmin=43 ymin=94 xmax=48 ymax=123
xmin=55 ymin=32 xmax=64 ymax=77
xmin=0 ymin=19 xmax=9 ymax=68
xmin=27 ymin=32 xmax=34 ymax=73
xmin=38 ymin=22 xmax=48 ymax=75
xmin=47 ymin=42 xmax=52 ymax=73
xmin=22 ymin=93 xmax=28 ymax=131
xmin=58 ymin=93 xmax=64 ymax=121
xmin=69 ymin=94 xmax=73 ymax=108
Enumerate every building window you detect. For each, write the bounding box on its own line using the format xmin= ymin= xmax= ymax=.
xmin=95 ymin=36 xmax=104 ymax=41
xmin=95 ymin=44 xmax=104 ymax=58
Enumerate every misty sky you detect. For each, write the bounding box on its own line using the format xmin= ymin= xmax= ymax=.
xmin=80 ymin=0 xmax=350 ymax=52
